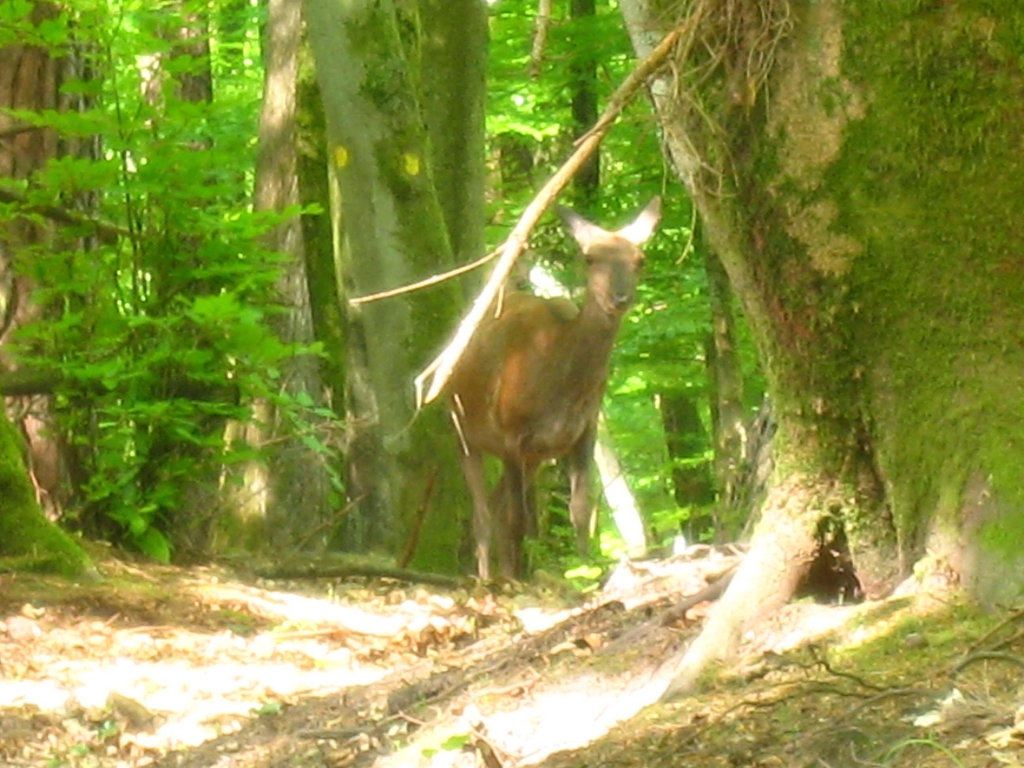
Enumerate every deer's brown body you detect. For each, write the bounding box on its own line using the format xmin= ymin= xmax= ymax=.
xmin=450 ymin=199 xmax=661 ymax=579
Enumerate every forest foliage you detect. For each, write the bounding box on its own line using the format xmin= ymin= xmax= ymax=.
xmin=0 ymin=0 xmax=762 ymax=569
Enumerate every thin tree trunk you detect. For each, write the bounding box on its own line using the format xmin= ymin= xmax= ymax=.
xmin=703 ymin=243 xmax=747 ymax=536
xmin=659 ymin=392 xmax=714 ymax=542
xmin=569 ymin=0 xmax=599 ymax=207
xmin=141 ymin=4 xmax=227 ymax=559
xmin=528 ymin=0 xmax=554 ymax=79
xmin=249 ymin=0 xmax=332 ymax=553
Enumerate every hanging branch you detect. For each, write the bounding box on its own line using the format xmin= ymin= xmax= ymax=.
xmin=413 ymin=24 xmax=686 ymax=408
xmin=350 ymin=246 xmax=501 ymax=305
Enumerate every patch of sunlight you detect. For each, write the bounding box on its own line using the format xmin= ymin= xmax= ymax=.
xmin=528 ymin=263 xmax=570 ymax=299
xmin=376 ymin=671 xmax=669 ymax=768
xmin=515 ymin=605 xmax=578 ymax=634
xmin=0 ymin=624 xmax=390 ymax=751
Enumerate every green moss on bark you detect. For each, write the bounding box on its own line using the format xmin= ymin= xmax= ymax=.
xmin=725 ymin=0 xmax=1024 ymax=598
xmin=0 ymin=413 xmax=96 ymax=579
xmin=833 ymin=1 xmax=1024 ymax=602
xmin=306 ymin=0 xmax=474 ymax=573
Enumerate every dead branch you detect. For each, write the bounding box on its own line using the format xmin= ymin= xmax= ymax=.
xmin=414 ymin=23 xmax=687 ymax=408
xmin=659 ymin=566 xmax=736 ymax=626
xmin=397 ymin=467 xmax=438 ymax=569
xmin=951 ymin=650 xmax=1024 ymax=677
xmin=965 ymin=604 xmax=1024 ymax=653
xmin=600 ymin=566 xmax=735 ymax=657
xmin=349 ymin=246 xmax=501 ymax=305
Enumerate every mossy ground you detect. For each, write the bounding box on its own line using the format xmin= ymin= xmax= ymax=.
xmin=543 ymin=599 xmax=1024 ymax=768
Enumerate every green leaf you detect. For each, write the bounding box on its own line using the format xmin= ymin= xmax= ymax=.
xmin=136 ymin=528 xmax=171 ymax=563
xmin=253 ymin=701 xmax=284 ymax=716
xmin=440 ymin=734 xmax=471 ymax=751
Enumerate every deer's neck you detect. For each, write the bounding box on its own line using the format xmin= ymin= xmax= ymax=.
xmin=559 ymin=293 xmax=623 ymax=385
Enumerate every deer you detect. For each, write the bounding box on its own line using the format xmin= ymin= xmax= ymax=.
xmin=449 ymin=198 xmax=661 ymax=579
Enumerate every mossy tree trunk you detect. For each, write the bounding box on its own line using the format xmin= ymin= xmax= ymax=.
xmin=623 ymin=0 xmax=1024 ymax=695
xmin=0 ymin=409 xmax=94 ymax=578
xmin=303 ymin=0 xmax=480 ymax=571
xmin=295 ymin=33 xmax=349 ymax=549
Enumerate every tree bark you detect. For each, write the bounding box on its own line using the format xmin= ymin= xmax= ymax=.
xmin=659 ymin=391 xmax=714 ymax=542
xmin=703 ymin=242 xmax=748 ymax=536
xmin=303 ymin=0 xmax=475 ymax=571
xmin=420 ymin=0 xmax=488 ymax=281
xmin=0 ymin=1 xmax=71 ymax=522
xmin=568 ymin=0 xmax=600 ymax=208
xmin=247 ymin=0 xmax=332 ymax=553
xmin=621 ymin=0 xmax=1024 ymax=696
xmin=296 ymin=34 xmax=349 ymax=549
xmin=0 ymin=408 xmax=95 ymax=579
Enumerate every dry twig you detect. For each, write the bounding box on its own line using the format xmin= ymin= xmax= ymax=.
xmin=349 ymin=246 xmax=501 ymax=305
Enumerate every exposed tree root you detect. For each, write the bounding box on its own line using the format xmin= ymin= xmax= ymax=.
xmin=658 ymin=476 xmax=822 ymax=699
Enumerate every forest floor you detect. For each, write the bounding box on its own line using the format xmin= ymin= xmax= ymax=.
xmin=1 ymin=546 xmax=1023 ymax=768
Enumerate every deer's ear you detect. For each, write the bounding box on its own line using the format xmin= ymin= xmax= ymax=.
xmin=617 ymin=197 xmax=661 ymax=246
xmin=557 ymin=206 xmax=607 ymax=253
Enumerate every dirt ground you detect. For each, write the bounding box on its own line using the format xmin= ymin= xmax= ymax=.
xmin=2 ymin=546 xmax=1023 ymax=768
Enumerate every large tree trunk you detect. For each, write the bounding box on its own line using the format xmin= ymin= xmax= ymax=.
xmin=303 ymin=0 xmax=478 ymax=572
xmin=296 ymin=33 xmax=349 ymax=548
xmin=623 ymin=0 xmax=1024 ymax=696
xmin=0 ymin=1 xmax=71 ymax=522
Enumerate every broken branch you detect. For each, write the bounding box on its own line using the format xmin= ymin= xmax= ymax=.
xmin=414 ymin=23 xmax=686 ymax=408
